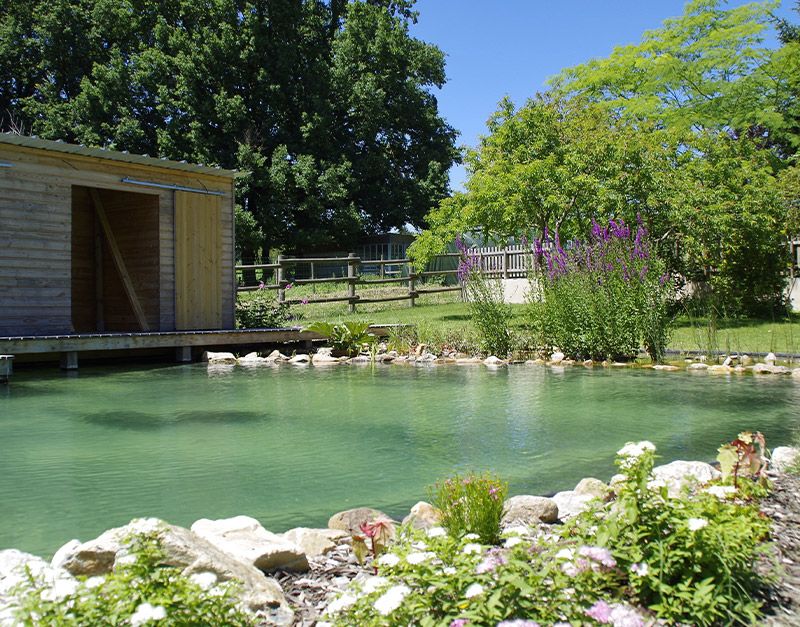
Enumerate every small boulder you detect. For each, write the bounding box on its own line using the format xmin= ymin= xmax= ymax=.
xmin=202 ymin=351 xmax=236 ymax=364
xmin=263 ymin=350 xmax=289 ymax=363
xmin=753 ymin=363 xmax=791 ymax=374
xmin=347 ymin=355 xmax=372 ymax=364
xmin=707 ymin=365 xmax=732 ymax=374
xmin=688 ymin=363 xmax=708 ymax=371
xmin=238 ymin=352 xmax=268 ymax=365
xmin=1 ymin=549 xmax=78 ymax=624
xmin=416 ymin=352 xmax=438 ymax=363
xmin=771 ymin=446 xmax=800 ymax=472
xmin=582 ymin=359 xmax=594 ymax=367
xmin=549 ymin=351 xmax=565 ymax=365
xmin=311 ymin=351 xmax=342 ymax=366
xmin=501 ymin=495 xmax=559 ymax=525
xmin=483 ymin=356 xmax=506 ymax=366
xmin=191 ymin=516 xmax=308 ymax=573
xmin=740 ymin=354 xmax=753 ymax=366
xmin=402 ymin=501 xmax=443 ymax=530
xmin=552 ymin=491 xmax=594 ymax=520
xmin=288 ymin=354 xmax=310 ymax=365
xmin=281 ymin=528 xmax=347 ymax=558
xmin=574 ymin=477 xmax=609 ymax=499
xmin=327 ymin=508 xmax=391 ymax=534
xmin=651 ymin=461 xmax=720 ymax=498
xmin=50 ymin=518 xmax=292 ymax=621
xmin=765 ymin=352 xmax=777 ymax=365
xmin=652 ymin=365 xmax=679 ymax=371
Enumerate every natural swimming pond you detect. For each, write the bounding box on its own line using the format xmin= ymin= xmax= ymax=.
xmin=1 ymin=363 xmax=798 ymax=557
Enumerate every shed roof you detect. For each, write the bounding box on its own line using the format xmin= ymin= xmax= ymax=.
xmin=0 ymin=133 xmax=240 ymax=178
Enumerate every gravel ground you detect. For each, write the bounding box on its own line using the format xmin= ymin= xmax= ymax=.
xmin=759 ymin=470 xmax=800 ymax=626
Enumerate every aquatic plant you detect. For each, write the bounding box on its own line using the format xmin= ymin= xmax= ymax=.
xmin=528 ymin=216 xmax=673 ymax=362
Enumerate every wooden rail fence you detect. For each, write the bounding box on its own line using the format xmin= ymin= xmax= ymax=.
xmin=235 ymin=247 xmax=533 ymax=313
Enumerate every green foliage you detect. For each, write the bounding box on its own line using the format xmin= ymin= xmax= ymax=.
xmin=428 ymin=471 xmax=507 ymax=544
xmin=461 ymin=276 xmax=513 ymax=358
xmin=411 ymin=0 xmax=797 ymax=317
xmin=551 ymin=0 xmax=790 ymax=143
xmin=235 ymin=289 xmax=292 ymax=329
xmin=528 ymin=219 xmax=673 ymax=362
xmin=305 ymin=320 xmax=377 ymax=356
xmin=0 ymin=0 xmax=457 ymax=254
xmin=15 ymin=533 xmax=253 ymax=626
xmin=329 ymin=441 xmax=772 ymax=627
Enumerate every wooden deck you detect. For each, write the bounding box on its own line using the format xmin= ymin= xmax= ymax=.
xmin=0 ymin=325 xmax=405 ymax=368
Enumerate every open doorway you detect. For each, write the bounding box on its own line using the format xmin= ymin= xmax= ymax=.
xmin=71 ymin=186 xmax=160 ymax=333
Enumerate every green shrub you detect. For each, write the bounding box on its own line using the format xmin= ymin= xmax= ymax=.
xmin=456 ymin=237 xmax=514 ymax=357
xmin=15 ymin=533 xmax=254 ymax=626
xmin=304 ymin=320 xmax=377 ymax=356
xmin=330 ymin=441 xmax=771 ymax=626
xmin=235 ymin=288 xmax=292 ymax=328
xmin=528 ymin=218 xmax=673 ymax=362
xmin=429 ymin=471 xmax=507 ymax=544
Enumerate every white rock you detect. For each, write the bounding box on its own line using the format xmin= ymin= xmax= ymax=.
xmin=771 ymin=446 xmax=800 ymax=472
xmin=651 ymin=461 xmax=720 ymax=498
xmin=416 ymin=352 xmax=438 ymax=363
xmin=574 ymin=477 xmax=609 ymax=498
xmin=652 ymin=365 xmax=679 ymax=371
xmin=288 ymin=354 xmax=310 ymax=364
xmin=753 ymin=363 xmax=791 ymax=374
xmin=721 ymin=356 xmax=734 ymax=367
xmin=552 ymin=491 xmax=595 ymax=519
xmin=483 ymin=356 xmax=506 ymax=366
xmin=263 ymin=350 xmax=289 ymax=363
xmin=501 ymin=495 xmax=559 ymax=525
xmin=402 ymin=501 xmax=443 ymax=530
xmin=191 ymin=515 xmax=308 ymax=572
xmin=549 ymin=351 xmax=565 ymax=365
xmin=1 ymin=549 xmax=78 ymax=626
xmin=688 ymin=363 xmax=708 ymax=370
xmin=56 ymin=517 xmax=292 ymax=621
xmin=311 ymin=352 xmax=342 ymax=366
xmin=238 ymin=352 xmax=268 ymax=365
xmin=201 ymin=351 xmax=236 ymax=364
xmin=707 ymin=364 xmax=732 ymax=374
xmin=51 ymin=539 xmax=82 ymax=570
xmin=281 ymin=528 xmax=346 ymax=558
xmin=765 ymin=352 xmax=777 ymax=365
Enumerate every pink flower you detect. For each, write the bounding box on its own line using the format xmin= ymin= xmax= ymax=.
xmin=301 ymin=298 xmax=309 ymax=305
xmin=450 ymin=620 xmax=469 ymax=627
xmin=285 ymin=282 xmax=293 ymax=290
xmin=258 ymin=281 xmax=265 ymax=289
xmin=586 ymin=600 xmax=613 ymax=623
xmin=578 ymin=546 xmax=616 ymax=568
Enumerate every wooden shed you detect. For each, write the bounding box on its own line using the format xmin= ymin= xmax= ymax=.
xmin=0 ymin=134 xmax=238 ymax=337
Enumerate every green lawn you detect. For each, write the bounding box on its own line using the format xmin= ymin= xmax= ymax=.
xmin=240 ymin=286 xmax=800 ymax=355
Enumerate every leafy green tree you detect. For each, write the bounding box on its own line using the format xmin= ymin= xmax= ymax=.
xmin=0 ymin=0 xmax=457 ymax=257
xmin=551 ymin=0 xmax=793 ymax=146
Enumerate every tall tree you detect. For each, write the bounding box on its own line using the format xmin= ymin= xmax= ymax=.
xmin=0 ymin=0 xmax=458 ymax=256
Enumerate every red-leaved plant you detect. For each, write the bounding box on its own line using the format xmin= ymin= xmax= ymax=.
xmin=716 ymin=431 xmax=768 ymax=489
xmin=351 ymin=517 xmax=395 ymax=569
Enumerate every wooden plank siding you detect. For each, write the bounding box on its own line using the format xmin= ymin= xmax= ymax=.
xmin=174 ymin=192 xmax=222 ymax=330
xmin=0 ymin=138 xmax=236 ymax=336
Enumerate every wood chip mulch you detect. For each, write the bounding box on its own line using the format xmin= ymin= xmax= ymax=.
xmin=759 ymin=470 xmax=800 ymax=626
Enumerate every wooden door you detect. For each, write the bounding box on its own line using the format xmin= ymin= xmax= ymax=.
xmin=175 ymin=191 xmax=222 ymax=330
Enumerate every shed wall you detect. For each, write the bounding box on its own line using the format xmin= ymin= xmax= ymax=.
xmin=0 ymin=143 xmax=235 ymax=336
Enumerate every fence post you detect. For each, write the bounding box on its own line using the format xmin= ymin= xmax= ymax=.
xmin=277 ymin=255 xmax=285 ymax=304
xmin=502 ymin=248 xmax=509 ymax=280
xmin=347 ymin=252 xmax=358 ymax=314
xmin=380 ymin=254 xmax=385 ymax=279
xmin=408 ymin=261 xmax=417 ymax=307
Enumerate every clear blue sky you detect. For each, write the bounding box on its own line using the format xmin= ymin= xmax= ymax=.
xmin=410 ymin=0 xmax=796 ymax=190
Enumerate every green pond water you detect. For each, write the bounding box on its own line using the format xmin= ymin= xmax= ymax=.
xmin=1 ymin=363 xmax=798 ymax=557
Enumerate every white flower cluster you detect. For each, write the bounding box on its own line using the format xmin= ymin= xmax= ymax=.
xmin=616 ymin=441 xmax=656 ymax=468
xmin=373 ymin=584 xmax=411 ymax=616
xmin=687 ymin=517 xmax=709 ymax=531
xmin=129 ymin=602 xmax=167 ymax=626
